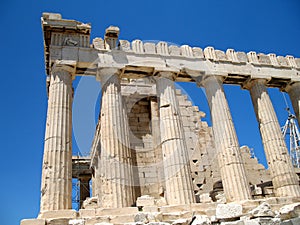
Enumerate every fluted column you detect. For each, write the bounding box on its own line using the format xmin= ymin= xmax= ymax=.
xmin=286 ymin=82 xmax=300 ymax=127
xmin=202 ymin=76 xmax=251 ymax=202
xmin=156 ymin=76 xmax=195 ymax=205
xmin=40 ymin=62 xmax=75 ymax=212
xmin=96 ymin=69 xmax=135 ymax=208
xmin=248 ymin=79 xmax=300 ymax=197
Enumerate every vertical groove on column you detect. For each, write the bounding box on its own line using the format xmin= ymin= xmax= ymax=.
xmin=96 ymin=74 xmax=134 ymax=208
xmin=157 ymin=78 xmax=195 ymax=205
xmin=203 ymin=76 xmax=251 ymax=202
xmin=40 ymin=69 xmax=73 ymax=212
xmin=249 ymin=80 xmax=300 ymax=197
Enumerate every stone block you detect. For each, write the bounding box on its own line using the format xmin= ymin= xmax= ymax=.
xmin=134 ymin=212 xmax=148 ymax=223
xmin=160 ymin=205 xmax=191 ymax=213
xmin=251 ymin=186 xmax=262 ymax=196
xmin=249 ymin=202 xmax=275 ymax=218
xmin=190 ymin=215 xmax=210 ymax=225
xmin=220 ymin=221 xmax=244 ymax=225
xmin=205 ymin=208 xmax=217 ymax=217
xmin=216 ymin=203 xmax=243 ymax=220
xmin=199 ymin=193 xmax=212 ymax=203
xmin=109 ymin=214 xmax=135 ymax=223
xmin=96 ymin=207 xmax=138 ymax=216
xmin=47 ymin=218 xmax=70 ymax=225
xmin=155 ymin=197 xmax=167 ymax=207
xmin=39 ymin=210 xmax=77 ymax=219
xmin=169 ymin=45 xmax=181 ymax=56
xmin=192 ymin=47 xmax=204 ymax=58
xmin=236 ymin=52 xmax=248 ymax=63
xmin=143 ymin=206 xmax=159 ymax=212
xmin=243 ymin=220 xmax=260 ymax=225
xmin=191 ymin=203 xmax=217 ymax=213
xmin=69 ymin=219 xmax=85 ymax=225
xmin=291 ymin=217 xmax=300 ymax=225
xmin=250 ymin=217 xmax=280 ymax=225
xmin=148 ymin=223 xmax=171 ymax=225
xmin=279 ymin=203 xmax=300 ymax=220
xmin=276 ymin=197 xmax=295 ymax=205
xmin=280 ymin=220 xmax=293 ymax=225
xmin=263 ymin=187 xmax=274 ymax=195
xmin=94 ymin=223 xmax=113 ymax=225
xmin=79 ymin=209 xmax=96 ymax=218
xmin=171 ymin=218 xmax=190 ymax=225
xmin=20 ymin=219 xmax=46 ymax=225
xmin=85 ymin=216 xmax=110 ymax=225
xmin=263 ymin=197 xmax=277 ymax=205
xmin=144 ymin=42 xmax=156 ymax=54
xmin=162 ymin=211 xmax=193 ymax=221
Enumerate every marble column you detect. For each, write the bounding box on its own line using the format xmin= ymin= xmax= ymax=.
xmin=156 ymin=76 xmax=195 ymax=205
xmin=79 ymin=176 xmax=91 ymax=209
xmin=96 ymin=70 xmax=135 ymax=208
xmin=286 ymin=82 xmax=300 ymax=127
xmin=248 ymin=79 xmax=300 ymax=197
xmin=202 ymin=76 xmax=251 ymax=202
xmin=40 ymin=62 xmax=75 ymax=212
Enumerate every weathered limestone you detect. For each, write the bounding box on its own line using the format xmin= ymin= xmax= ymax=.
xmin=216 ymin=203 xmax=243 ymax=220
xmin=156 ymin=76 xmax=195 ymax=205
xmin=201 ymin=76 xmax=251 ymax=202
xmin=279 ymin=202 xmax=300 ymax=220
xmin=285 ymin=82 xmax=300 ymax=127
xmin=95 ymin=69 xmax=135 ymax=208
xmin=22 ymin=13 xmax=300 ymax=225
xmin=40 ymin=61 xmax=75 ymax=212
xmin=248 ymin=79 xmax=300 ymax=197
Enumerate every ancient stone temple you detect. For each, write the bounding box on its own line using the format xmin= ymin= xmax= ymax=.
xmin=21 ymin=13 xmax=300 ymax=225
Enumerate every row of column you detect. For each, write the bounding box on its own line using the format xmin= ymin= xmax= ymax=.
xmin=203 ymin=76 xmax=300 ymax=201
xmin=40 ymin=62 xmax=300 ymax=211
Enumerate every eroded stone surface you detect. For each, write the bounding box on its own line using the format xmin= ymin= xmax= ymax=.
xmin=216 ymin=203 xmax=243 ymax=220
xmin=279 ymin=203 xmax=300 ymax=220
xmin=249 ymin=202 xmax=275 ymax=218
xmin=21 ymin=12 xmax=300 ymax=225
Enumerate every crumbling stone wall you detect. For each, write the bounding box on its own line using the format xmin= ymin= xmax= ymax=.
xmin=125 ymin=96 xmax=164 ymax=198
xmin=121 ymin=80 xmax=273 ymax=202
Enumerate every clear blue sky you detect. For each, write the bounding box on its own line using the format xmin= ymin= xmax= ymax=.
xmin=0 ymin=1 xmax=299 ymax=224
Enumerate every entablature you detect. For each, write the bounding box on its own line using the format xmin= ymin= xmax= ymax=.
xmin=43 ymin=13 xmax=300 ymax=90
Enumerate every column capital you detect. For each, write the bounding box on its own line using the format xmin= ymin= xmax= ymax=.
xmin=197 ymin=75 xmax=224 ymax=87
xmin=284 ymin=81 xmax=300 ymax=93
xmin=52 ymin=60 xmax=77 ymax=79
xmin=242 ymin=78 xmax=268 ymax=90
xmin=96 ymin=66 xmax=121 ymax=82
xmin=155 ymin=70 xmax=177 ymax=80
